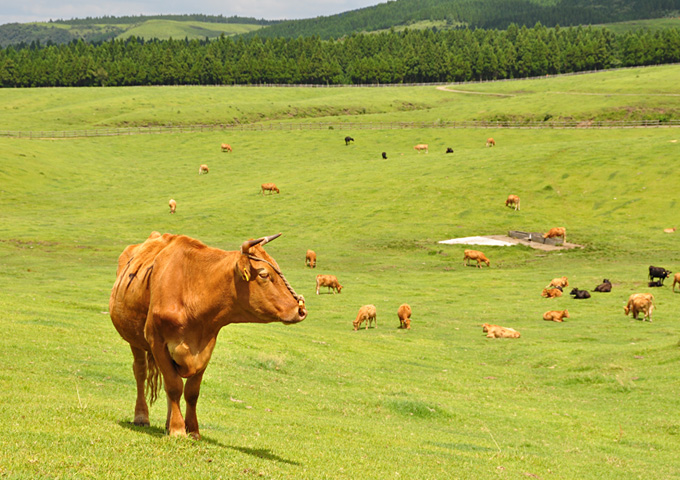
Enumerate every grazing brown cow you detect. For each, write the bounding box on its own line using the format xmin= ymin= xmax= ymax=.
xmin=199 ymin=164 xmax=209 ymax=175
xmin=397 ymin=303 xmax=412 ymax=330
xmin=413 ymin=144 xmax=429 ymax=153
xmin=221 ymin=143 xmax=232 ymax=152
xmin=464 ymin=249 xmax=490 ymax=268
xmin=543 ymin=227 xmax=566 ymax=243
xmin=547 ymin=276 xmax=569 ymax=289
xmin=109 ymin=232 xmax=306 ymax=439
xmin=168 ymin=199 xmax=176 ymax=214
xmin=353 ymin=304 xmax=377 ymax=331
xmin=543 ymin=309 xmax=569 ymax=322
xmin=505 ymin=194 xmax=520 ymax=211
xmin=316 ymin=274 xmax=343 ymax=295
xmin=305 ymin=250 xmax=317 ymax=268
xmin=541 ymin=287 xmax=563 ymax=298
xmin=486 ymin=138 xmax=496 ymax=147
xmin=261 ymin=183 xmax=280 ymax=195
xmin=673 ymin=273 xmax=680 ymax=292
xmin=624 ymin=293 xmax=654 ymax=321
xmin=482 ymin=323 xmax=520 ymax=338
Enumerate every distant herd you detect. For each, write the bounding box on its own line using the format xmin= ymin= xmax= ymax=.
xmin=168 ymin=135 xmax=674 ymax=336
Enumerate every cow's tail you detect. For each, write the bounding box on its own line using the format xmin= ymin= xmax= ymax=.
xmin=145 ymin=351 xmax=162 ymax=406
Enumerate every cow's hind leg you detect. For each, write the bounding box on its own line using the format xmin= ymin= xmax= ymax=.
xmin=184 ymin=370 xmax=205 ymax=440
xmin=131 ymin=346 xmax=150 ymax=426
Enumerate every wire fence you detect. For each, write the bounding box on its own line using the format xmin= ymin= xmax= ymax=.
xmin=2 ymin=119 xmax=679 ymax=139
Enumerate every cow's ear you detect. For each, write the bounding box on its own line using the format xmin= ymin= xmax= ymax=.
xmin=236 ymin=253 xmax=252 ymax=282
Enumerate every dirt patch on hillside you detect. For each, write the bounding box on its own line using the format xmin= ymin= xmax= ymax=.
xmin=484 ymin=235 xmax=584 ymax=251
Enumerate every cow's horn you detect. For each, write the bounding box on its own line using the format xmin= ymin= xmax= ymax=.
xmin=241 ymin=233 xmax=282 ymax=252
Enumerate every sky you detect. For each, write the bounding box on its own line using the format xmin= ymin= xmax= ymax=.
xmin=0 ymin=0 xmax=387 ymax=24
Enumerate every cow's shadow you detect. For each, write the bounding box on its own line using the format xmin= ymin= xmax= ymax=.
xmin=118 ymin=421 xmax=300 ymax=465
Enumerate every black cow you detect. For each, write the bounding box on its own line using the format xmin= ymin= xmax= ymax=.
xmin=345 ymin=136 xmax=354 ymax=145
xmin=446 ymin=147 xmax=454 ymax=153
xmin=593 ymin=279 xmax=612 ymax=292
xmin=382 ymin=152 xmax=387 ymax=159
xmin=649 ymin=266 xmax=672 ymax=284
xmin=648 ymin=280 xmax=664 ymax=287
xmin=570 ymin=288 xmax=591 ymax=299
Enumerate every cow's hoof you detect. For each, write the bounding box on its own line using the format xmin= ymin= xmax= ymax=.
xmin=133 ymin=416 xmax=150 ymax=427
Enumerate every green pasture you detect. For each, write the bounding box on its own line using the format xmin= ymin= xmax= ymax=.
xmin=2 ymin=64 xmax=680 ymax=132
xmin=598 ymin=17 xmax=680 ymax=34
xmin=116 ymin=20 xmax=262 ymax=40
xmin=1 ymin=70 xmax=680 ymax=478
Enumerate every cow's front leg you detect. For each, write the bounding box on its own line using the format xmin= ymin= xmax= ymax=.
xmin=184 ymin=370 xmax=205 ymax=440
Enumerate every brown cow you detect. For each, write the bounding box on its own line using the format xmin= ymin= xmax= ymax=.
xmin=221 ymin=143 xmax=232 ymax=152
xmin=543 ymin=227 xmax=566 ymax=243
xmin=413 ymin=144 xmax=429 ymax=153
xmin=482 ymin=323 xmax=520 ymax=338
xmin=673 ymin=273 xmax=680 ymax=292
xmin=505 ymin=194 xmax=520 ymax=211
xmin=168 ymin=199 xmax=176 ymax=214
xmin=305 ymin=250 xmax=317 ymax=268
xmin=199 ymin=164 xmax=209 ymax=175
xmin=316 ymin=274 xmax=343 ymax=294
xmin=543 ymin=309 xmax=569 ymax=322
xmin=464 ymin=249 xmax=490 ymax=268
xmin=486 ymin=138 xmax=496 ymax=147
xmin=664 ymin=227 xmax=676 ymax=233
xmin=541 ymin=287 xmax=563 ymax=298
xmin=547 ymin=277 xmax=569 ymax=289
xmin=261 ymin=183 xmax=280 ymax=195
xmin=109 ymin=232 xmax=306 ymax=439
xmin=624 ymin=293 xmax=654 ymax=321
xmin=397 ymin=303 xmax=412 ymax=330
xmin=353 ymin=304 xmax=377 ymax=331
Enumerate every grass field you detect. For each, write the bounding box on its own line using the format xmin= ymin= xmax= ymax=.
xmin=1 ymin=67 xmax=680 ymax=479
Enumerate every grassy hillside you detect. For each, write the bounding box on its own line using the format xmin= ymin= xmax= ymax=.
xmin=1 ymin=64 xmax=679 ymax=131
xmin=1 ymin=67 xmax=680 ymax=478
xmin=117 ymin=19 xmax=261 ymax=40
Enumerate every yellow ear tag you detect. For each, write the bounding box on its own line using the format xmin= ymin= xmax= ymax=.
xmin=243 ymin=268 xmax=250 ymax=281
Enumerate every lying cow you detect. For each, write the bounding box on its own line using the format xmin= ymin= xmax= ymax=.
xmin=673 ymin=273 xmax=680 ymax=292
xmin=413 ymin=144 xmax=428 ymax=153
xmin=261 ymin=183 xmax=280 ymax=195
xmin=505 ymin=194 xmax=520 ymax=211
xmin=543 ymin=227 xmax=566 ymax=243
xmin=593 ymin=279 xmax=612 ymax=292
xmin=486 ymin=137 xmax=496 ymax=147
xmin=345 ymin=136 xmax=354 ymax=145
xmin=648 ymin=280 xmax=663 ymax=287
xmin=649 ymin=265 xmax=672 ymax=284
xmin=305 ymin=250 xmax=316 ymax=268
xmin=624 ymin=293 xmax=654 ymax=322
xmin=199 ymin=164 xmax=209 ymax=175
xmin=541 ymin=286 xmax=563 ymax=298
xmin=543 ymin=309 xmax=569 ymax=322
xmin=464 ymin=249 xmax=490 ymax=268
xmin=316 ymin=274 xmax=343 ymax=295
xmin=397 ymin=303 xmax=412 ymax=330
xmin=353 ymin=304 xmax=377 ymax=331
xmin=446 ymin=147 xmax=454 ymax=153
xmin=221 ymin=143 xmax=232 ymax=152
xmin=169 ymin=199 xmax=176 ymax=214
xmin=547 ymin=276 xmax=568 ymax=289
xmin=482 ymin=323 xmax=520 ymax=338
xmin=664 ymin=227 xmax=676 ymax=233
xmin=570 ymin=288 xmax=591 ymax=299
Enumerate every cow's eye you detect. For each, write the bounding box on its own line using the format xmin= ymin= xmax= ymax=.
xmin=258 ymin=270 xmax=270 ymax=279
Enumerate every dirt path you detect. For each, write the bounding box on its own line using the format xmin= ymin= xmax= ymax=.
xmin=485 ymin=235 xmax=583 ymax=251
xmin=436 ymin=85 xmax=680 ymax=98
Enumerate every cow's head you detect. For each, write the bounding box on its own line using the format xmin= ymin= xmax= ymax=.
xmin=236 ymin=233 xmax=307 ymax=325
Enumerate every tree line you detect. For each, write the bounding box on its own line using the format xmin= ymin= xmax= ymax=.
xmin=250 ymin=0 xmax=680 ymax=40
xmin=1 ymin=23 xmax=679 ymax=87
